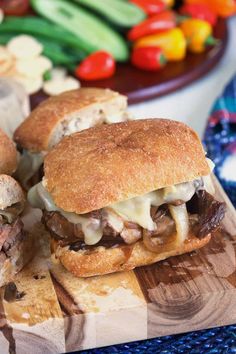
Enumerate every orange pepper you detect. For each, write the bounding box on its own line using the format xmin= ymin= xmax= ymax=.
xmin=184 ymin=0 xmax=236 ymax=17
xmin=134 ymin=28 xmax=186 ymax=61
xmin=180 ymin=18 xmax=217 ymax=53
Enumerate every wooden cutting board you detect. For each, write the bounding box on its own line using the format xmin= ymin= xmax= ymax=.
xmin=0 ymin=176 xmax=236 ymax=354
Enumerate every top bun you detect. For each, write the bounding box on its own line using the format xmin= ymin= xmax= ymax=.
xmin=0 ymin=174 xmax=25 ymax=210
xmin=14 ymin=88 xmax=128 ymax=153
xmin=0 ymin=129 xmax=18 ymax=175
xmin=44 ymin=119 xmax=210 ymax=214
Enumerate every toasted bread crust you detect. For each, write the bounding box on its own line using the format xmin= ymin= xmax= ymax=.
xmin=0 ymin=174 xmax=25 ymax=210
xmin=0 ymin=129 xmax=18 ymax=175
xmin=13 ymin=88 xmax=127 ymax=152
xmin=51 ymin=233 xmax=211 ymax=277
xmin=44 ymin=119 xmax=210 ymax=214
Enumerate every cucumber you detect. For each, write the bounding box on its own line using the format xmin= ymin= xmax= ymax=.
xmin=0 ymin=32 xmax=84 ymax=67
xmin=38 ymin=38 xmax=86 ymax=66
xmin=30 ymin=0 xmax=129 ymax=61
xmin=75 ymin=0 xmax=146 ymax=27
xmin=0 ymin=17 xmax=89 ymax=53
xmin=0 ymin=33 xmax=13 ymax=45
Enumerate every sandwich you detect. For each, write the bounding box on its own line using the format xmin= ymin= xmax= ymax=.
xmin=27 ymin=119 xmax=226 ymax=277
xmin=13 ymin=88 xmax=130 ymax=189
xmin=0 ymin=128 xmax=18 ymax=176
xmin=0 ymin=174 xmax=33 ymax=287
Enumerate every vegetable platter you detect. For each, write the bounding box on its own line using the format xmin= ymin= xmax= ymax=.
xmin=0 ymin=0 xmax=231 ymax=104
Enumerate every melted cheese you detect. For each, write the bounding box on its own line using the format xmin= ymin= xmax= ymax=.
xmin=110 ymin=191 xmax=163 ymax=231
xmin=203 ymin=158 xmax=215 ymax=195
xmin=110 ymin=182 xmax=196 ymax=231
xmin=28 ymin=182 xmax=103 ymax=245
xmin=15 ymin=150 xmax=44 ymax=190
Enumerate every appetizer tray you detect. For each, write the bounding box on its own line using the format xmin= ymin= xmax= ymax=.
xmin=30 ymin=18 xmax=228 ymax=108
xmin=0 ymin=176 xmax=235 ymax=354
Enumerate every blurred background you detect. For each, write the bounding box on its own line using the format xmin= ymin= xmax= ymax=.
xmin=0 ymin=0 xmax=235 ymax=135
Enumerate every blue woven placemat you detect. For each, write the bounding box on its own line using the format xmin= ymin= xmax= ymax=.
xmin=77 ymin=76 xmax=236 ymax=354
xmin=204 ymin=73 xmax=236 ymax=207
xmin=80 ymin=325 xmax=236 ymax=353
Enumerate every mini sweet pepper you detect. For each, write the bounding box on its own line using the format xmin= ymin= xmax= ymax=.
xmin=128 ymin=11 xmax=177 ymax=41
xmin=130 ymin=0 xmax=166 ymax=16
xmin=184 ymin=0 xmax=236 ymax=17
xmin=180 ymin=18 xmax=217 ymax=53
xmin=131 ymin=46 xmax=166 ymax=70
xmin=180 ymin=3 xmax=217 ymax=26
xmin=134 ymin=28 xmax=187 ymax=61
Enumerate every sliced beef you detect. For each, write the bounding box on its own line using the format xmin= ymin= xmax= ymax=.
xmin=0 ymin=218 xmax=24 ymax=266
xmin=42 ymin=211 xmax=82 ymax=246
xmin=0 ymin=218 xmax=23 ymax=251
xmin=120 ymin=222 xmax=142 ymax=244
xmin=2 ymin=219 xmax=24 ymax=253
xmin=69 ymin=237 xmax=124 ymax=252
xmin=101 ymin=209 xmax=124 ymax=239
xmin=196 ymin=190 xmax=226 ymax=238
xmin=151 ymin=207 xmax=175 ymax=237
xmin=0 ymin=223 xmax=12 ymax=250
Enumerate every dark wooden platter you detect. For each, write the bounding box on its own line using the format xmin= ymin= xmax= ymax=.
xmin=30 ymin=18 xmax=228 ymax=108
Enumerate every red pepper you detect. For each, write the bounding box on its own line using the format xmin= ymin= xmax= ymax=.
xmin=128 ymin=10 xmax=177 ymax=41
xmin=0 ymin=0 xmax=29 ymax=16
xmin=131 ymin=46 xmax=166 ymax=71
xmin=75 ymin=51 xmax=116 ymax=81
xmin=129 ymin=0 xmax=166 ymax=16
xmin=180 ymin=3 xmax=217 ymax=26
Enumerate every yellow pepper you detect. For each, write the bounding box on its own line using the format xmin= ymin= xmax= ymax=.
xmin=180 ymin=18 xmax=216 ymax=53
xmin=134 ymin=28 xmax=186 ymax=61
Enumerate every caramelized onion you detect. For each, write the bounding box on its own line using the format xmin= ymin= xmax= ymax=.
xmin=143 ymin=228 xmax=177 ymax=253
xmin=169 ymin=203 xmax=189 ymax=244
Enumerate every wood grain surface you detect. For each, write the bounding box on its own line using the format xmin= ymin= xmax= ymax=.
xmin=0 ymin=175 xmax=235 ymax=353
xmin=30 ymin=18 xmax=228 ymax=109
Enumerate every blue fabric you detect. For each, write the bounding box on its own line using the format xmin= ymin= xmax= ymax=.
xmin=78 ymin=75 xmax=236 ymax=353
xmin=80 ymin=325 xmax=236 ymax=353
xmin=204 ymin=73 xmax=236 ymax=207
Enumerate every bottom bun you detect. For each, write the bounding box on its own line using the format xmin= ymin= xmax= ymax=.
xmin=51 ymin=232 xmax=211 ymax=277
xmin=0 ymin=232 xmax=35 ymax=287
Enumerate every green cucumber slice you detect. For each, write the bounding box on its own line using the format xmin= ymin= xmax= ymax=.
xmin=1 ymin=17 xmax=88 ymax=53
xmin=75 ymin=0 xmax=146 ymax=27
xmin=31 ymin=0 xmax=129 ymax=61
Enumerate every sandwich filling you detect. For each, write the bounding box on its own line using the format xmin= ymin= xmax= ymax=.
xmin=0 ymin=202 xmax=25 ymax=269
xmin=28 ymin=175 xmax=226 ymax=254
xmin=15 ymin=150 xmax=44 ymax=190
